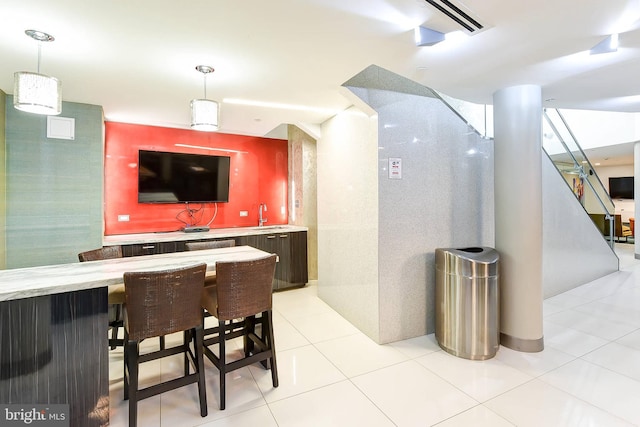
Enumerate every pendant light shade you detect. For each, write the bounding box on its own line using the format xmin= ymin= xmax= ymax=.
xmin=190 ymin=98 xmax=219 ymax=131
xmin=13 ymin=30 xmax=62 ymax=116
xmin=14 ymin=71 xmax=62 ymax=115
xmin=190 ymin=65 xmax=219 ymax=131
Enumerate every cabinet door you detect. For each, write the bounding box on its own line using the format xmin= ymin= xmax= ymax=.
xmin=235 ymin=234 xmax=280 ymax=290
xmin=288 ymin=231 xmax=308 ymax=285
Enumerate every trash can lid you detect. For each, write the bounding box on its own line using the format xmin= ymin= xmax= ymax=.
xmin=435 ymin=247 xmax=499 ymax=278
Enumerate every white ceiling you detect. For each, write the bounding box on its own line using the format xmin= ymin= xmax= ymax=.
xmin=1 ymin=0 xmax=640 ymax=152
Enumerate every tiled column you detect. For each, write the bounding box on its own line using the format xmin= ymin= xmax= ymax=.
xmin=493 ymin=85 xmax=544 ymax=352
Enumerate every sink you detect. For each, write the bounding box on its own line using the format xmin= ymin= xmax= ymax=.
xmin=246 ymin=225 xmax=289 ymax=231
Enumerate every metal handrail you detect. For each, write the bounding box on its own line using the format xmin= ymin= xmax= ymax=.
xmin=542 ymin=108 xmax=616 ymax=248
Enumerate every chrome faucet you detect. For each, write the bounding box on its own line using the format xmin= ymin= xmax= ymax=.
xmin=258 ymin=203 xmax=268 ymax=227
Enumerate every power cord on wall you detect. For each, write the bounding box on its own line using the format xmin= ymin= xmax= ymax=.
xmin=176 ymin=202 xmax=218 ymax=229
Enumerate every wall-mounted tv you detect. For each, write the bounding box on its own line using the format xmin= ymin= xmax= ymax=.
xmin=609 ymin=176 xmax=634 ymax=200
xmin=138 ymin=150 xmax=230 ymax=203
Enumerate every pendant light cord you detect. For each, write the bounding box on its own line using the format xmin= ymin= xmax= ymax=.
xmin=36 ymin=42 xmax=42 ymax=73
xmin=203 ymin=73 xmax=207 ymax=99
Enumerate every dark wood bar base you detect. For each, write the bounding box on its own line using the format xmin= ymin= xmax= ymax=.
xmin=0 ymin=288 xmax=109 ymax=426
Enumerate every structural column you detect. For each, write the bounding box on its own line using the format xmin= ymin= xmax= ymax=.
xmin=493 ymin=85 xmax=544 ymax=352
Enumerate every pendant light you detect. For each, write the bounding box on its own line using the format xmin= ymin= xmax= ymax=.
xmin=14 ymin=29 xmax=62 ymax=115
xmin=190 ymin=65 xmax=219 ymax=131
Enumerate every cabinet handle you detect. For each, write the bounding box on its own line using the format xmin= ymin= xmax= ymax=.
xmin=266 ymin=235 xmax=276 ymax=239
xmin=279 ymin=234 xmax=288 ymax=238
xmin=142 ymin=245 xmax=155 ymax=249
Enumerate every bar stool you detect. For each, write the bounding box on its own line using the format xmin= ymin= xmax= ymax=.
xmin=123 ymin=263 xmax=208 ymax=427
xmin=200 ymin=254 xmax=278 ymax=410
xmin=78 ymin=246 xmax=126 ymax=349
xmin=185 ymin=239 xmax=236 ymax=287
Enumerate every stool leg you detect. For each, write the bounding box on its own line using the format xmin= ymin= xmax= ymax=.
xmin=110 ymin=304 xmax=121 ymax=350
xmin=183 ymin=330 xmax=190 ymax=375
xmin=125 ymin=340 xmax=139 ymax=427
xmin=219 ymin=319 xmax=226 ymax=410
xmin=194 ymin=326 xmax=208 ymax=417
xmin=265 ymin=311 xmax=279 ymax=388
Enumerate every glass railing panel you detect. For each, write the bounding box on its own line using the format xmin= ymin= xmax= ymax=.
xmin=436 ymin=91 xmax=494 ymax=138
xmin=542 ymin=108 xmax=616 ymax=248
xmin=543 ymin=109 xmax=615 ymax=216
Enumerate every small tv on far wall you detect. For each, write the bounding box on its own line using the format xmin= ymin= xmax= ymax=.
xmin=609 ymin=176 xmax=634 ymax=200
xmin=138 ymin=150 xmax=231 ymax=203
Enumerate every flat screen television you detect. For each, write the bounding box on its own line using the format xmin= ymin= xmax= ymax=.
xmin=609 ymin=176 xmax=634 ymax=199
xmin=138 ymin=150 xmax=230 ymax=203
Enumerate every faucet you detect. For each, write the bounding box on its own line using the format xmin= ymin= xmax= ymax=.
xmin=258 ymin=203 xmax=268 ymax=227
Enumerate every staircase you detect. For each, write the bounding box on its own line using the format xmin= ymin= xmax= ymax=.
xmin=542 ymin=108 xmax=616 ymax=249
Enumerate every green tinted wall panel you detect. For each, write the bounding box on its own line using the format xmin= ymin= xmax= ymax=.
xmin=5 ymin=97 xmax=103 ymax=268
xmin=0 ymin=90 xmax=6 ymax=269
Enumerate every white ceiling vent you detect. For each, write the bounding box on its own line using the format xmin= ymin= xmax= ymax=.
xmin=423 ymin=0 xmax=487 ymax=35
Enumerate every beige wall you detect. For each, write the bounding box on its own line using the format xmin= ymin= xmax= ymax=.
xmin=317 ymin=106 xmax=381 ymax=341
xmin=288 ymin=125 xmax=318 ymax=280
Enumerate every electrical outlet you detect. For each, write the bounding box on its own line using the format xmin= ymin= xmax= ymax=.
xmin=117 ymin=214 xmax=130 ymax=222
xmin=239 ymin=211 xmax=248 ymax=217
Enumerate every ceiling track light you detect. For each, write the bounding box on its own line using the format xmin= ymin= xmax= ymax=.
xmin=13 ymin=29 xmax=62 ymax=115
xmin=415 ymin=26 xmax=446 ymax=46
xmin=190 ymin=65 xmax=219 ymax=132
xmin=590 ymin=33 xmax=619 ymax=55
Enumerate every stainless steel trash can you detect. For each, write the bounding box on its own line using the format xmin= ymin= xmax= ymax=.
xmin=435 ymin=247 xmax=499 ymax=360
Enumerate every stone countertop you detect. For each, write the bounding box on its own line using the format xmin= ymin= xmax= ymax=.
xmin=0 ymin=246 xmax=272 ymax=302
xmin=103 ymin=225 xmax=308 ymax=246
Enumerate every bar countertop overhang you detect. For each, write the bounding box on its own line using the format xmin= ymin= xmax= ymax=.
xmin=0 ymin=245 xmax=272 ymax=302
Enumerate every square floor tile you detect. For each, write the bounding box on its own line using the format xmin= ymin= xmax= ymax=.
xmin=387 ymin=333 xmax=441 ymax=359
xmin=269 ymin=380 xmax=394 ymax=427
xmin=539 ymin=359 xmax=640 ymax=425
xmin=545 ymin=309 xmax=637 ymax=341
xmin=315 ymin=332 xmax=408 ymax=377
xmin=616 ymin=329 xmax=640 ymax=351
xmin=435 ymin=405 xmax=514 ymax=427
xmin=485 ymin=379 xmax=634 ymax=427
xmin=199 ymin=405 xmax=278 ymax=427
xmin=272 ymin=310 xmax=310 ymax=351
xmin=494 ymin=345 xmax=574 ymax=377
xmin=201 ymin=365 xmax=267 ymax=421
xmin=352 ymin=360 xmax=477 ymax=426
xmin=581 ymin=341 xmax=640 ymax=382
xmin=273 ymin=286 xmax=333 ymax=320
xmin=417 ymin=351 xmax=533 ymax=402
xmin=572 ymin=300 xmax=640 ymax=327
xmin=249 ymin=344 xmax=345 ymax=403
xmin=543 ymin=321 xmax=609 ymax=357
xmin=288 ymin=311 xmax=360 ymax=343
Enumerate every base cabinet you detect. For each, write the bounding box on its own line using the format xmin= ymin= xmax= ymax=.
xmin=121 ymin=231 xmax=308 ymax=290
xmin=235 ymin=231 xmax=308 ymax=290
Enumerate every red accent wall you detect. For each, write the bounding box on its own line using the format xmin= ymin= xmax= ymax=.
xmin=104 ymin=122 xmax=288 ymax=235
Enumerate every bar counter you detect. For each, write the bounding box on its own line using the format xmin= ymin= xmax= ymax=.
xmin=0 ymin=246 xmax=271 ymax=426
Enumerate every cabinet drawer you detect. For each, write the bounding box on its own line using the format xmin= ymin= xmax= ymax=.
xmin=122 ymin=241 xmax=184 ymax=257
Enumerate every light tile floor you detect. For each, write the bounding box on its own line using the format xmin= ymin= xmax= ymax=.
xmin=108 ymin=243 xmax=640 ymax=426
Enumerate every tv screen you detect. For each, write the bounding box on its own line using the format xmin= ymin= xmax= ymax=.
xmin=609 ymin=176 xmax=634 ymax=199
xmin=138 ymin=150 xmax=230 ymax=203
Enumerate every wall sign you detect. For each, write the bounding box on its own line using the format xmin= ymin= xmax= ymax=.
xmin=389 ymin=157 xmax=402 ymax=179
